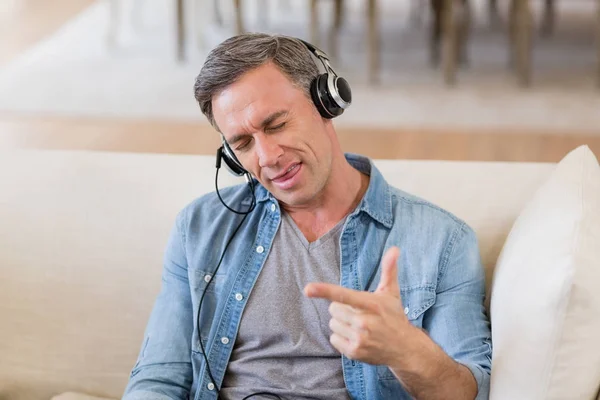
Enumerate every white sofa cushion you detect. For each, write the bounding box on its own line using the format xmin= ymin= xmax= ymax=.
xmin=0 ymin=149 xmax=558 ymax=399
xmin=489 ymin=145 xmax=600 ymax=399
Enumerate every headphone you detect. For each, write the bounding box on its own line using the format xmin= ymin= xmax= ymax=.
xmin=216 ymin=37 xmax=352 ymax=179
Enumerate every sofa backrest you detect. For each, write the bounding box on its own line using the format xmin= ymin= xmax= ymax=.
xmin=0 ymin=149 xmax=555 ymax=399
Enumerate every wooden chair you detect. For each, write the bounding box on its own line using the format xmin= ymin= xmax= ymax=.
xmin=309 ymin=0 xmax=345 ymax=62
xmin=230 ymin=1 xmax=365 ymax=82
xmin=508 ymin=0 xmax=600 ymax=88
xmin=315 ymin=0 xmax=471 ymax=87
xmin=310 ymin=0 xmax=379 ymax=84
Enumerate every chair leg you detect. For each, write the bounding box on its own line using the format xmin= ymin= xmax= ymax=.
xmin=457 ymin=0 xmax=471 ymax=67
xmin=514 ymin=0 xmax=532 ymax=87
xmin=488 ymin=0 xmax=500 ymax=28
xmin=176 ymin=0 xmax=185 ymax=61
xmin=430 ymin=0 xmax=442 ymax=67
xmin=541 ymin=0 xmax=555 ymax=37
xmin=442 ymin=0 xmax=458 ymax=85
xmin=508 ymin=0 xmax=516 ymax=69
xmin=367 ymin=0 xmax=380 ymax=85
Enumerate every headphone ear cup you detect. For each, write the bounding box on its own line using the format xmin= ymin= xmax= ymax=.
xmin=310 ymin=74 xmax=328 ymax=119
xmin=334 ymin=76 xmax=352 ymax=105
xmin=220 ymin=144 xmax=248 ymax=177
xmin=310 ymin=73 xmax=343 ymax=119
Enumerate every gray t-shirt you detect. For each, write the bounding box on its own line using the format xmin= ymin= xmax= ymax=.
xmin=220 ymin=211 xmax=352 ymax=400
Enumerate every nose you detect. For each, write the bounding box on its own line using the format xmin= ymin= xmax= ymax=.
xmin=255 ymin=134 xmax=283 ymax=169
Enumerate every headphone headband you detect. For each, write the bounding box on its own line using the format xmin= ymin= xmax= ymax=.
xmin=298 ymin=39 xmax=329 ymax=61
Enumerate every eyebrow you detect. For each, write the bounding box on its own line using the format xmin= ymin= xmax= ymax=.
xmin=227 ymin=110 xmax=289 ymax=145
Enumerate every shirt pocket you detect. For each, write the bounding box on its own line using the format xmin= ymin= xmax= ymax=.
xmin=193 ymin=268 xmax=227 ymax=294
xmin=401 ymin=285 xmax=436 ymax=328
xmin=376 ymin=286 xmax=436 ymax=388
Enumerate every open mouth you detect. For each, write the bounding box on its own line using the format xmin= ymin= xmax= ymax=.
xmin=272 ymin=163 xmax=300 ymax=182
xmin=271 ymin=163 xmax=302 ymax=189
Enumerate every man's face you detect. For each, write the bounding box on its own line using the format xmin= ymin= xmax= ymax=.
xmin=212 ymin=62 xmax=334 ymax=208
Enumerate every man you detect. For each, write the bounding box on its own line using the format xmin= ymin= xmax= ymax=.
xmin=123 ymin=33 xmax=492 ymax=400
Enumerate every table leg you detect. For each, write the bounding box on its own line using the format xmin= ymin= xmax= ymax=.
xmin=488 ymin=0 xmax=499 ymax=27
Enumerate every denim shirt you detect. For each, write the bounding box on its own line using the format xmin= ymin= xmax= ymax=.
xmin=123 ymin=153 xmax=492 ymax=400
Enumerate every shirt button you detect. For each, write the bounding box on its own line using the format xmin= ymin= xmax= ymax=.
xmin=207 ymin=383 xmax=215 ymax=390
xmin=221 ymin=337 xmax=230 ymax=345
xmin=235 ymin=293 xmax=243 ymax=301
xmin=404 ymin=307 xmax=409 ymax=315
xmin=204 ymin=274 xmax=211 ymax=283
xmin=270 ymin=203 xmax=276 ymax=212
xmin=256 ymin=245 xmax=264 ymax=254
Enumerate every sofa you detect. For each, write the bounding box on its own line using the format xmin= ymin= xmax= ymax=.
xmin=1 ymin=147 xmax=599 ymax=400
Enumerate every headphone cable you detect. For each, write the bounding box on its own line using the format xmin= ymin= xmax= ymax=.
xmin=196 ymin=169 xmax=255 ymax=397
xmin=196 ymin=166 xmax=283 ymax=399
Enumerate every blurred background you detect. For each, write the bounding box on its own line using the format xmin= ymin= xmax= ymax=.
xmin=1 ymin=0 xmax=599 ymax=162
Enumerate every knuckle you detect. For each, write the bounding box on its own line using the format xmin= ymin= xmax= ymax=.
xmin=328 ymin=302 xmax=337 ymax=315
xmin=372 ymin=302 xmax=384 ymax=315
xmin=356 ymin=316 xmax=369 ymax=330
xmin=329 ymin=318 xmax=336 ymax=330
xmin=331 ymin=334 xmax=343 ymax=351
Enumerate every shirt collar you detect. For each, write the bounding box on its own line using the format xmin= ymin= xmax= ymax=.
xmin=253 ymin=153 xmax=393 ymax=228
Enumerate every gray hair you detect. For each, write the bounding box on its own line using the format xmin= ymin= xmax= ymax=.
xmin=193 ymin=33 xmax=319 ymax=129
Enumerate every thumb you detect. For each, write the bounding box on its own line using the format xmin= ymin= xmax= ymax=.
xmin=375 ymin=247 xmax=401 ymax=297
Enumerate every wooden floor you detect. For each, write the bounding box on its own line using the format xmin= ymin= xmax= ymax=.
xmin=3 ymin=114 xmax=600 ymax=163
xmin=1 ymin=0 xmax=599 ymax=163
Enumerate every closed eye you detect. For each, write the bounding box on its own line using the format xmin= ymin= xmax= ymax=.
xmin=235 ymin=121 xmax=286 ymax=151
xmin=235 ymin=138 xmax=252 ymax=152
xmin=266 ymin=122 xmax=286 ymax=132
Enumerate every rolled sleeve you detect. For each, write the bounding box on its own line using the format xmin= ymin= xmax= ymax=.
xmin=463 ymin=362 xmax=491 ymax=400
xmin=122 ymin=211 xmax=195 ymax=399
xmin=423 ymin=222 xmax=492 ymax=399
